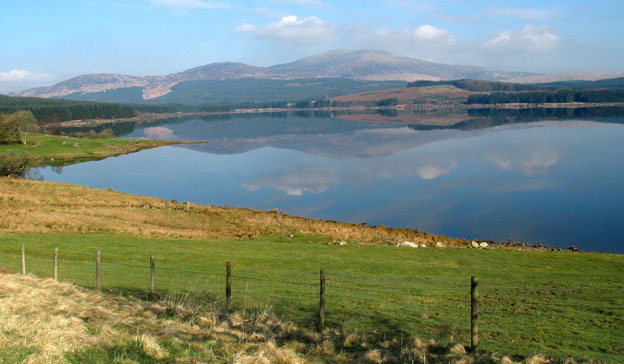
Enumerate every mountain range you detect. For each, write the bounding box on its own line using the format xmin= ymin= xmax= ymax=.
xmin=12 ymin=49 xmax=622 ymax=104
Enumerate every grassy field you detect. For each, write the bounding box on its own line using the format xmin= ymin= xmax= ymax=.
xmin=0 ymin=179 xmax=623 ymax=362
xmin=3 ymin=273 xmax=541 ymax=364
xmin=0 ymin=133 xmax=187 ymax=165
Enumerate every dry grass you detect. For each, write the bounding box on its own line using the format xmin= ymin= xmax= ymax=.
xmin=0 ymin=178 xmax=467 ymax=246
xmin=1 ymin=273 xmax=584 ymax=364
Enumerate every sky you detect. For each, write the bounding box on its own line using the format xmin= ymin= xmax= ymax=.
xmin=1 ymin=0 xmax=623 ymax=93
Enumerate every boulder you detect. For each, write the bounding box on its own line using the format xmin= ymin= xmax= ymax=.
xmin=471 ymin=241 xmax=479 ymax=248
xmin=419 ymin=243 xmax=427 ymax=248
xmin=397 ymin=241 xmax=418 ymax=248
xmin=479 ymin=242 xmax=489 ymax=248
xmin=434 ymin=241 xmax=445 ymax=248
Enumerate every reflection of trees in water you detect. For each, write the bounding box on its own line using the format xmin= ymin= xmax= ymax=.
xmin=50 ymin=166 xmax=63 ymax=175
xmin=467 ymin=107 xmax=624 ymax=123
xmin=409 ymin=107 xmax=624 ymax=131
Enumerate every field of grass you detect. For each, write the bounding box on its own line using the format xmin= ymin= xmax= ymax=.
xmin=1 ymin=178 xmax=623 ymax=363
xmin=0 ymin=232 xmax=622 ymax=363
xmin=0 ymin=133 xmax=185 ymax=165
xmin=4 ymin=273 xmax=551 ymax=364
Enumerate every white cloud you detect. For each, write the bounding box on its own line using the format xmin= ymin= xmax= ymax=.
xmin=236 ymin=15 xmax=337 ymax=45
xmin=365 ymin=24 xmax=455 ymax=49
xmin=413 ymin=24 xmax=454 ymax=42
xmin=483 ymin=25 xmax=560 ymax=53
xmin=149 ymin=0 xmax=226 ymax=9
xmin=0 ymin=70 xmax=51 ymax=82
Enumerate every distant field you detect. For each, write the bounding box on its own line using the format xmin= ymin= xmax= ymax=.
xmin=0 ymin=178 xmax=623 ymax=362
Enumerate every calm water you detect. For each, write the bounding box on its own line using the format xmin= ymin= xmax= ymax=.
xmin=39 ymin=111 xmax=624 ymax=253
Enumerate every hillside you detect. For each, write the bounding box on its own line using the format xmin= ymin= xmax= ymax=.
xmin=1 ymin=178 xmax=623 ymax=363
xmin=13 ymin=49 xmax=621 ymax=104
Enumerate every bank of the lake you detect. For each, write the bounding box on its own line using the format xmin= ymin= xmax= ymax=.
xmin=0 ymin=133 xmax=200 ymax=166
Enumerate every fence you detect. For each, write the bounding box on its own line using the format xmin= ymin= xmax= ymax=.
xmin=0 ymin=244 xmax=622 ymax=362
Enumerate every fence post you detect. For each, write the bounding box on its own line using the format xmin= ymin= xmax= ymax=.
xmin=21 ymin=245 xmax=25 ymax=274
xmin=318 ymin=269 xmax=326 ymax=332
xmin=150 ymin=255 xmax=155 ymax=297
xmin=96 ymin=250 xmax=101 ymax=291
xmin=226 ymin=261 xmax=232 ymax=312
xmin=54 ymin=247 xmax=58 ymax=281
xmin=471 ymin=276 xmax=479 ymax=352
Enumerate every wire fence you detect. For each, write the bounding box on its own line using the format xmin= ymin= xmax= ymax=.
xmin=0 ymin=243 xmax=622 ymax=361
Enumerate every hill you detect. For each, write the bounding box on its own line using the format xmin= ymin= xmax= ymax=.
xmin=14 ymin=49 xmax=620 ymax=104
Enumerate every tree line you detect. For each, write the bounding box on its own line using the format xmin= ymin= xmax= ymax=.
xmin=0 ymin=95 xmax=135 ymax=123
xmin=407 ymin=79 xmax=553 ymax=92
xmin=466 ymin=89 xmax=624 ymax=104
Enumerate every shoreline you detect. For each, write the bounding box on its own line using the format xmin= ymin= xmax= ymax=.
xmin=46 ymin=102 xmax=624 ymax=128
xmin=0 ymin=177 xmax=602 ymax=254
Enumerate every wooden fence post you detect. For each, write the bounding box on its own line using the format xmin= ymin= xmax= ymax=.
xmin=226 ymin=261 xmax=232 ymax=312
xmin=96 ymin=250 xmax=101 ymax=291
xmin=21 ymin=245 xmax=25 ymax=274
xmin=318 ymin=269 xmax=326 ymax=332
xmin=150 ymin=255 xmax=155 ymax=297
xmin=471 ymin=276 xmax=479 ymax=352
xmin=54 ymin=247 xmax=58 ymax=281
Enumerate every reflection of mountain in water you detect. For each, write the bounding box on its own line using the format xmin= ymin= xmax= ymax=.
xmin=186 ymin=127 xmax=469 ymax=159
xmin=58 ymin=107 xmax=624 ymax=159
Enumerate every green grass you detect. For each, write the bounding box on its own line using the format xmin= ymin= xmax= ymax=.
xmin=0 ymin=134 xmax=178 ymax=165
xmin=0 ymin=232 xmax=622 ymax=362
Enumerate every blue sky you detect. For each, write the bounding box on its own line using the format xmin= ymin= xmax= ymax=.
xmin=1 ymin=0 xmax=623 ymax=92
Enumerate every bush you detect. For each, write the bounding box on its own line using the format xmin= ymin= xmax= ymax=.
xmin=0 ymin=153 xmax=34 ymax=177
xmin=71 ymin=128 xmax=115 ymax=139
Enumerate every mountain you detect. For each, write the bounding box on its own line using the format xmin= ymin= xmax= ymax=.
xmin=269 ymin=49 xmax=532 ymax=81
xmin=12 ymin=49 xmax=622 ymax=103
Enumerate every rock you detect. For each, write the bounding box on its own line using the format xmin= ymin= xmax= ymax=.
xmin=419 ymin=243 xmax=427 ymax=248
xmin=434 ymin=241 xmax=445 ymax=248
xmin=471 ymin=241 xmax=479 ymax=248
xmin=397 ymin=241 xmax=417 ymax=248
xmin=479 ymin=242 xmax=489 ymax=248
xmin=171 ymin=199 xmax=178 ymax=203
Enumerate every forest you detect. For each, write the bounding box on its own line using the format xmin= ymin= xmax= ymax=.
xmin=0 ymin=95 xmax=135 ymax=123
xmin=466 ymin=89 xmax=624 ymax=104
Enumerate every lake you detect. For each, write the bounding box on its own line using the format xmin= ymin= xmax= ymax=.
xmin=40 ymin=109 xmax=624 ymax=253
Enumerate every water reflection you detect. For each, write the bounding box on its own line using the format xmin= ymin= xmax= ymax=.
xmin=39 ymin=110 xmax=624 ymax=253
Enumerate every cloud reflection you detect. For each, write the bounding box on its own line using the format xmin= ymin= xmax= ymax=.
xmin=488 ymin=148 xmax=558 ymax=176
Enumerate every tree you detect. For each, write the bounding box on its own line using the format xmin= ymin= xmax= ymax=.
xmin=5 ymin=111 xmax=39 ymax=145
